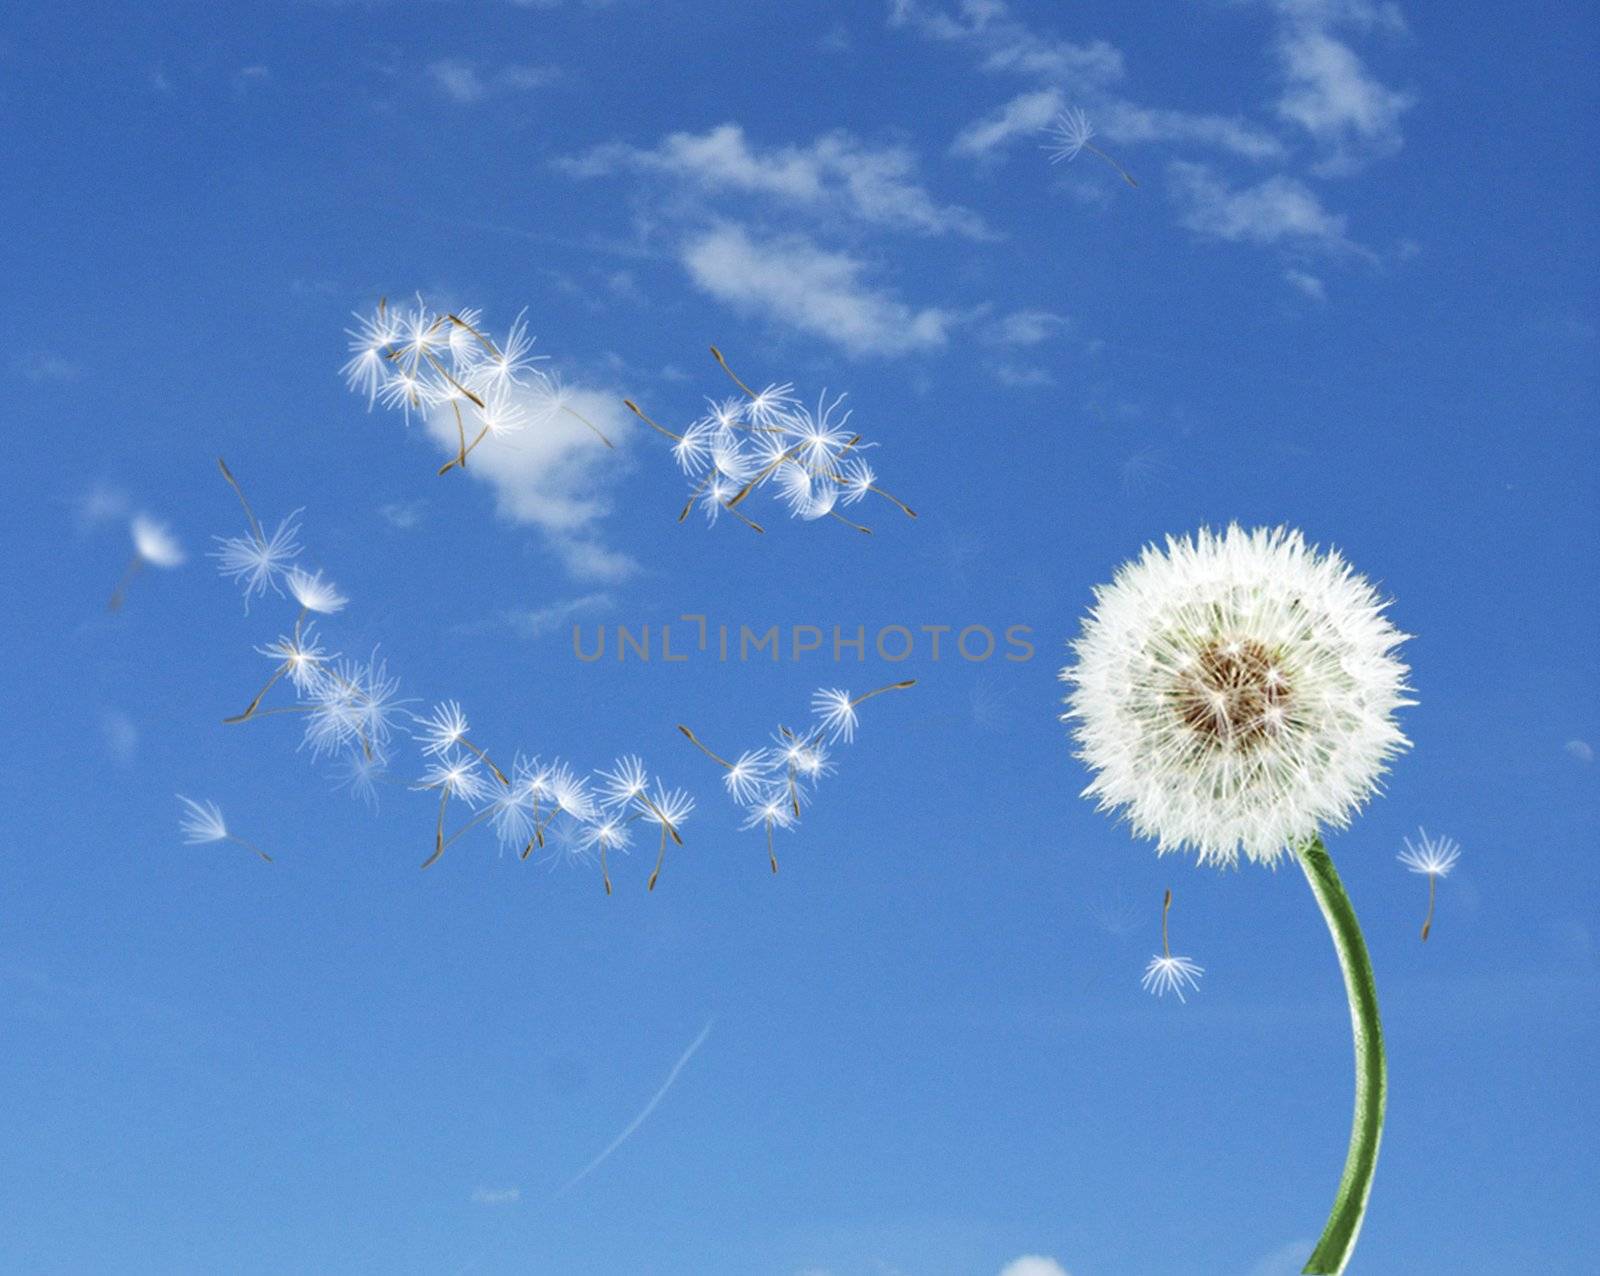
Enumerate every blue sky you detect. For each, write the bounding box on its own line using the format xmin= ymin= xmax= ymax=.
xmin=1 ymin=1 xmax=1597 ymax=1272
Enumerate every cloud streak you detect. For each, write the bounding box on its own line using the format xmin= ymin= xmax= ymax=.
xmin=556 ymin=1019 xmax=713 ymax=1197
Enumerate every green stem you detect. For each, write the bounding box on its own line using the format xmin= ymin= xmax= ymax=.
xmin=1296 ymin=835 xmax=1387 ymax=1276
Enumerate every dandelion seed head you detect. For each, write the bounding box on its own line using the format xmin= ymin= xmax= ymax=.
xmin=415 ymin=700 xmax=470 ymax=756
xmin=1044 ymin=107 xmax=1094 ymax=164
xmin=811 ymin=688 xmax=859 ymax=743
xmin=741 ymin=788 xmax=797 ymax=832
xmin=723 ymin=748 xmax=776 ymax=804
xmin=599 ymin=754 xmax=650 ymax=808
xmin=286 ymin=567 xmax=349 ymax=615
xmin=176 ymin=794 xmax=228 ymax=844
xmin=1398 ymin=827 xmax=1461 ymax=877
xmin=415 ymin=751 xmax=491 ymax=806
xmin=257 ymin=625 xmax=331 ymax=693
xmin=211 ymin=511 xmax=302 ymax=606
xmin=1062 ymin=525 xmax=1412 ymax=867
xmin=1141 ymin=953 xmax=1204 ymax=1002
xmin=643 ymin=782 xmax=695 ymax=829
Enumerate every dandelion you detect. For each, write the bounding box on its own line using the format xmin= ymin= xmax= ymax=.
xmin=1061 ymin=524 xmax=1412 ymax=1276
xmin=1398 ymin=828 xmax=1461 ymax=941
xmin=176 ymin=795 xmax=272 ymax=862
xmin=741 ymin=788 xmax=796 ymax=874
xmin=810 ymin=688 xmax=858 ymax=743
xmin=109 ymin=514 xmax=185 ymax=610
xmin=285 ymin=567 xmax=348 ymax=618
xmin=329 ymin=750 xmax=387 ymax=810
xmin=1041 ymin=107 xmax=1138 ymax=188
xmin=1140 ymin=890 xmax=1204 ymax=1003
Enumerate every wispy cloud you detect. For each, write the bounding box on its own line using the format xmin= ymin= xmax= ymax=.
xmin=681 ymin=224 xmax=955 ymax=356
xmin=564 ymin=122 xmax=992 ymax=240
xmin=378 ymin=499 xmax=426 ymax=530
xmin=1169 ymin=162 xmax=1361 ymax=254
xmin=1284 ymin=268 xmax=1327 ymax=300
xmin=422 ymin=382 xmax=638 ymax=582
xmin=896 ymin=0 xmax=1283 ymax=163
xmin=557 ymin=1020 xmax=713 ymax=1197
xmin=1264 ymin=0 xmax=1413 ymax=173
xmin=469 ymin=1185 xmax=521 ymax=1206
xmin=427 ymin=58 xmax=559 ymax=104
xmin=73 ymin=482 xmax=129 ymax=533
xmin=1566 ymin=738 xmax=1594 ymax=764
xmin=982 ymin=308 xmax=1068 ymax=346
xmin=502 ymin=592 xmax=614 ymax=639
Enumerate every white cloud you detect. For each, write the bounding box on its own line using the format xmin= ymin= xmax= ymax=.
xmin=998 ymin=1257 xmax=1071 ymax=1276
xmin=1284 ymin=268 xmax=1327 ymax=299
xmin=470 ymin=1185 xmax=521 ymax=1206
xmin=680 ymin=225 xmax=954 ymax=356
xmin=427 ymin=58 xmax=558 ymax=103
xmin=1275 ymin=29 xmax=1412 ymax=170
xmin=565 ymin=123 xmax=992 ymax=239
xmin=890 ymin=0 xmax=1123 ymax=91
xmin=1170 ymin=162 xmax=1357 ymax=252
xmin=952 ymin=88 xmax=1065 ymax=157
xmin=1566 ymin=739 xmax=1595 ymax=764
xmin=378 ymin=500 xmax=425 ymax=529
xmin=984 ymin=308 xmax=1068 ymax=346
xmin=899 ymin=0 xmax=1282 ymax=163
xmin=422 ymin=383 xmax=638 ymax=582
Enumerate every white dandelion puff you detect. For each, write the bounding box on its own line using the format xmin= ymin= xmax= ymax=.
xmin=1060 ymin=525 xmax=1411 ymax=868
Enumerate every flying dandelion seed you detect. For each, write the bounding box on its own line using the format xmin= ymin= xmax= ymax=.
xmin=108 ymin=514 xmax=186 ymax=610
xmin=1140 ymin=890 xmax=1203 ymax=1003
xmin=1062 ymin=524 xmax=1412 ymax=1276
xmin=175 ymin=795 xmax=272 ymax=862
xmin=681 ymin=679 xmax=914 ymax=874
xmin=341 ymin=296 xmax=612 ymax=476
xmin=1398 ymin=827 xmax=1461 ymax=942
xmin=1041 ymin=108 xmax=1138 ymax=188
xmin=623 ymin=347 xmax=915 ymax=534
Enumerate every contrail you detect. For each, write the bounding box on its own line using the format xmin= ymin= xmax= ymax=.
xmin=555 ymin=1019 xmax=713 ymax=1198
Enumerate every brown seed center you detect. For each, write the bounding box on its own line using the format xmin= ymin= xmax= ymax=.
xmin=1173 ymin=638 xmax=1289 ymax=752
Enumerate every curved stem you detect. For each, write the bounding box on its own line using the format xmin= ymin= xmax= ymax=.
xmin=1296 ymin=836 xmax=1386 ymax=1276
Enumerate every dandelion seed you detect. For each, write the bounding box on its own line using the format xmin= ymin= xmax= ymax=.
xmin=1398 ymin=827 xmax=1461 ymax=941
xmin=329 ymin=750 xmax=386 ymax=810
xmin=211 ymin=510 xmax=303 ymax=608
xmin=285 ymin=567 xmax=348 ymax=616
xmin=723 ymin=748 xmax=776 ymax=804
xmin=175 ymin=795 xmax=272 ymax=862
xmin=1141 ymin=889 xmax=1203 ymax=1003
xmin=415 ymin=700 xmax=470 ymax=757
xmin=1042 ymin=107 xmax=1138 ymax=188
xmin=109 ymin=514 xmax=186 ymax=610
xmin=579 ymin=815 xmax=632 ymax=894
